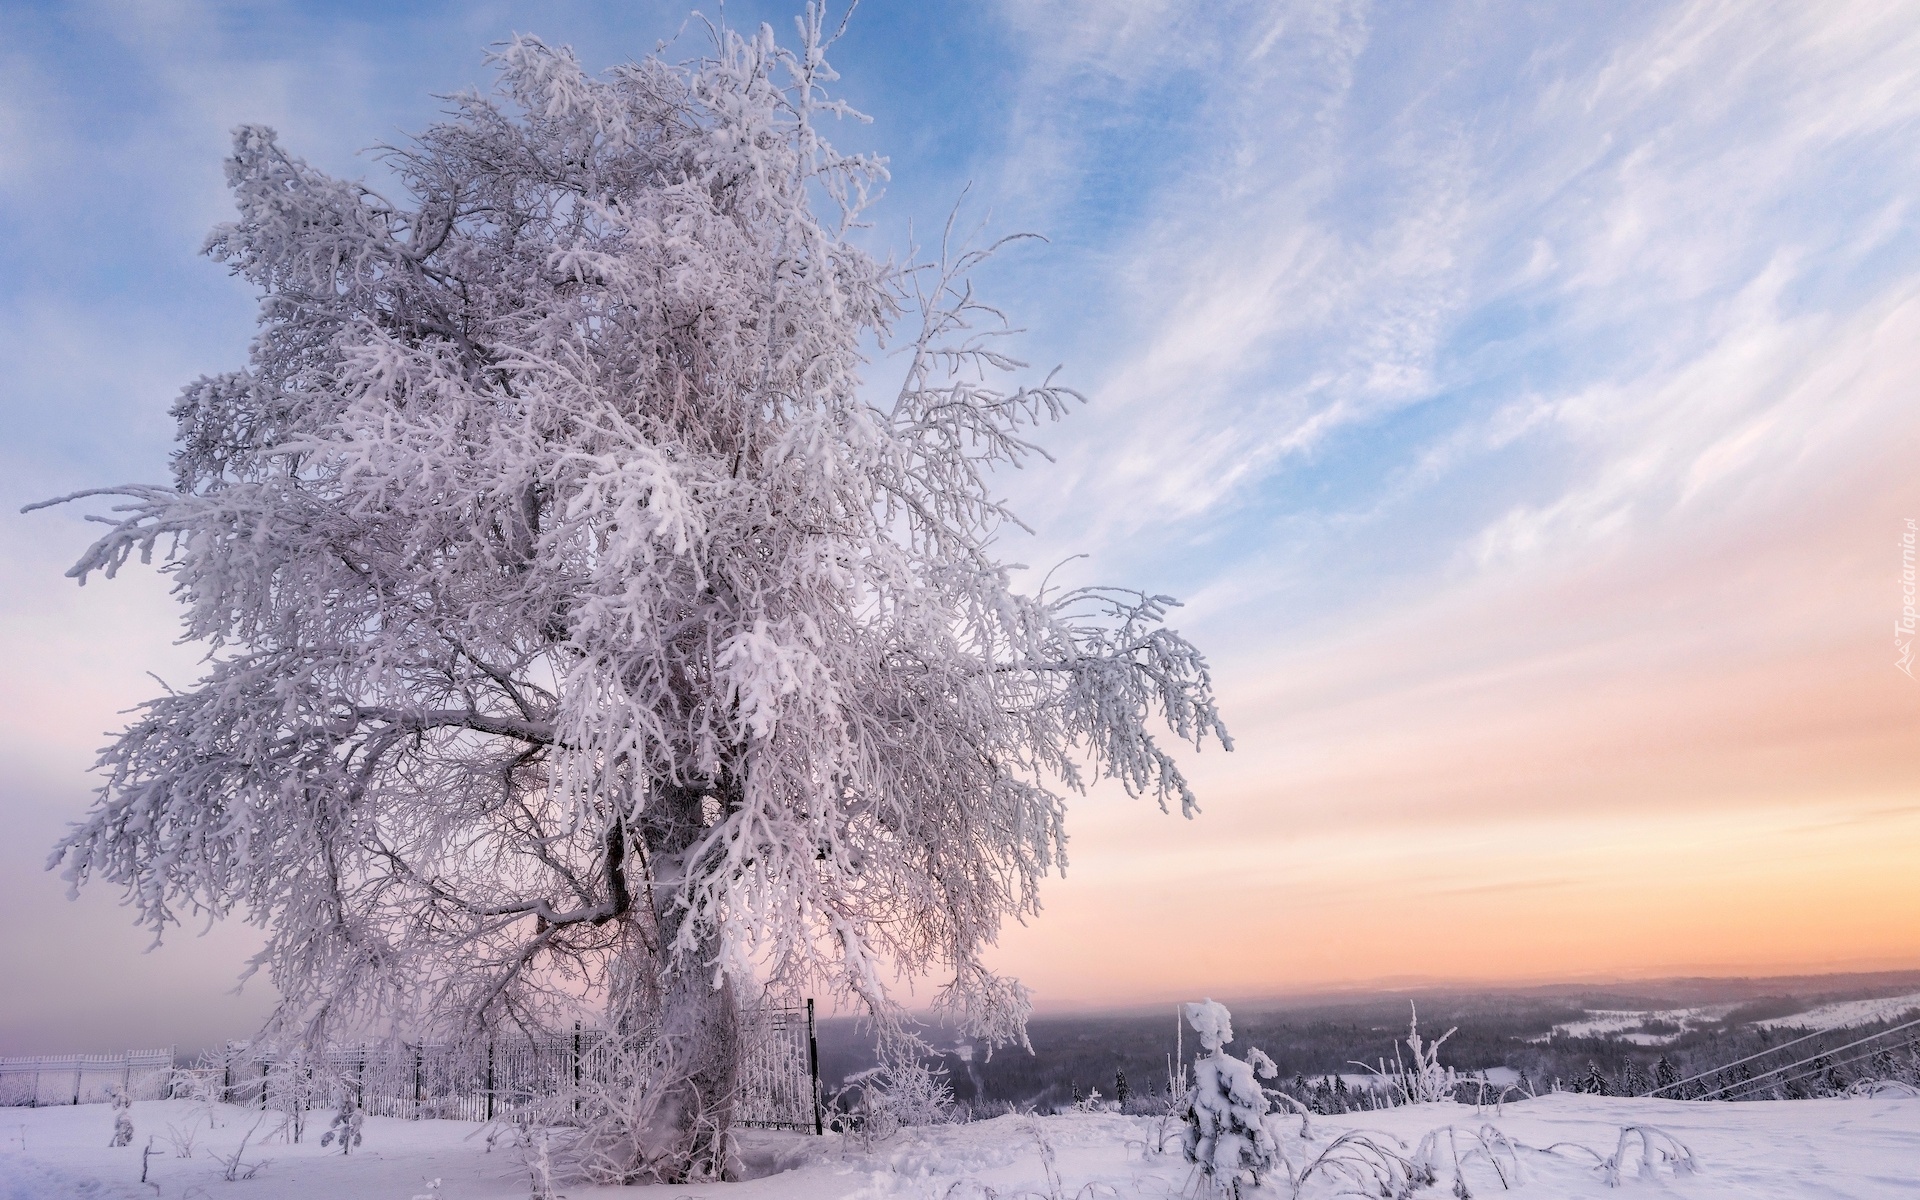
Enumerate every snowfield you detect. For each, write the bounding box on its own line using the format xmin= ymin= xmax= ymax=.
xmin=1758 ymin=993 xmax=1920 ymax=1032
xmin=1535 ymin=1007 xmax=1735 ymax=1045
xmin=3 ymin=1094 xmax=1918 ymax=1200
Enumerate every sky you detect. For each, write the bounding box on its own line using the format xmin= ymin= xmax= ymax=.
xmin=1 ymin=0 xmax=1917 ymax=1053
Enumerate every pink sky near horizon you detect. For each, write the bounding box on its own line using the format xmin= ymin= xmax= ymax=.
xmin=983 ymin=286 xmax=1920 ymax=1011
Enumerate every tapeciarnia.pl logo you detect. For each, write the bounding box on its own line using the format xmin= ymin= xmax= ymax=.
xmin=1899 ymin=518 xmax=1917 ymax=678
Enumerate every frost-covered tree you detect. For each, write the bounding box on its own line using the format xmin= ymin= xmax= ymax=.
xmin=1181 ymin=1000 xmax=1284 ymax=1191
xmin=1619 ymin=1058 xmax=1647 ymax=1097
xmin=30 ymin=9 xmax=1227 ymax=1178
xmin=1579 ymin=1061 xmax=1611 ymax=1096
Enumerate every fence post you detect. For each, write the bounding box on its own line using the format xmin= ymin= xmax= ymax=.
xmin=222 ymin=1047 xmax=232 ymax=1105
xmin=807 ymin=998 xmax=822 ymax=1135
xmin=485 ymin=1042 xmax=496 ymax=1122
xmin=573 ymin=1022 xmax=583 ymax=1118
xmin=72 ymin=1062 xmax=82 ymax=1106
xmin=260 ymin=1060 xmax=269 ymax=1110
xmin=413 ymin=1046 xmax=424 ymax=1120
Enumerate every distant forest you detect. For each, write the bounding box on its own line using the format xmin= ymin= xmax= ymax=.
xmin=815 ymin=971 xmax=1920 ymax=1113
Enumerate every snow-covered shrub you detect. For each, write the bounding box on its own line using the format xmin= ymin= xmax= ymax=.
xmin=1356 ymin=1003 xmax=1460 ymax=1106
xmin=831 ymin=1056 xmax=955 ymax=1144
xmin=1601 ymin=1126 xmax=1696 ymax=1186
xmin=1180 ymin=1000 xmax=1286 ymax=1193
xmin=1846 ymin=1078 xmax=1920 ymax=1097
xmin=108 ymin=1089 xmax=133 ymax=1148
xmin=160 ymin=1118 xmax=200 ymax=1159
xmin=1414 ymin=1124 xmax=1525 ymax=1193
xmin=319 ymin=1093 xmax=363 ymax=1155
xmin=262 ymin=1053 xmax=325 ymax=1143
xmin=1295 ymin=1130 xmax=1428 ymax=1198
xmin=501 ymin=1109 xmax=578 ymax=1200
xmin=207 ymin=1117 xmax=274 ymax=1181
xmin=167 ymin=1063 xmax=223 ymax=1110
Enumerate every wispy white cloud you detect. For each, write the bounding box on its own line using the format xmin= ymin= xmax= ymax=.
xmin=959 ymin=0 xmax=1919 ymax=657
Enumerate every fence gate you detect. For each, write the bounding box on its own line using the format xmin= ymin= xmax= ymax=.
xmin=736 ymin=998 xmax=822 ymax=1132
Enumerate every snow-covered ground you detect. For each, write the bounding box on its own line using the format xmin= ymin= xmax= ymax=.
xmin=1536 ymin=991 xmax=1920 ymax=1044
xmin=3 ymin=1093 xmax=1918 ymax=1199
xmin=1536 ymin=1006 xmax=1735 ymax=1045
xmin=1757 ymin=992 xmax=1920 ymax=1032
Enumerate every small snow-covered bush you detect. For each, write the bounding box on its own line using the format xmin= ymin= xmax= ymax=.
xmin=1601 ymin=1126 xmax=1696 ymax=1186
xmin=1181 ymin=999 xmax=1286 ymax=1193
xmin=1295 ymin=1130 xmax=1427 ymax=1198
xmin=319 ymin=1093 xmax=363 ymax=1154
xmin=108 ymin=1089 xmax=133 ymax=1148
xmin=1846 ymin=1078 xmax=1920 ymax=1098
xmin=161 ymin=1118 xmax=201 ymax=1159
xmin=206 ymin=1117 xmax=274 ymax=1181
xmin=831 ymin=1056 xmax=955 ymax=1143
xmin=1355 ymin=1003 xmax=1460 ymax=1106
xmin=1414 ymin=1124 xmax=1524 ymax=1193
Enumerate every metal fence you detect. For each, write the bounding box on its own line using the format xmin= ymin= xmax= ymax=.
xmin=0 ymin=1049 xmax=175 ymax=1107
xmin=211 ymin=1034 xmax=591 ymax=1123
xmin=1 ymin=1000 xmax=820 ymax=1132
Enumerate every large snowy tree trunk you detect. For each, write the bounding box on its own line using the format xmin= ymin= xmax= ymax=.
xmin=636 ymin=778 xmax=741 ymax=1181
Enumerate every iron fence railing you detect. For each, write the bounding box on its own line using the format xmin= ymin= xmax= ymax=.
xmin=1 ymin=1000 xmax=822 ymax=1132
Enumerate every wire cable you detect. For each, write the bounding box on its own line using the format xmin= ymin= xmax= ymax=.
xmin=1681 ymin=1019 xmax=1920 ymax=1101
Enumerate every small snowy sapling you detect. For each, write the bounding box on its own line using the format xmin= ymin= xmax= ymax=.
xmin=320 ymin=1093 xmax=363 ymax=1154
xmin=1181 ymin=999 xmax=1285 ymax=1192
xmin=108 ymin=1088 xmax=133 ymax=1148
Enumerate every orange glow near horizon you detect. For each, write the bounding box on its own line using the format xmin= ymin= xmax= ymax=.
xmin=980 ymin=293 xmax=1920 ymax=1010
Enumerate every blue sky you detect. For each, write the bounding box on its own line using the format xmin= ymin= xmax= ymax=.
xmin=3 ymin=0 xmax=1918 ymax=1051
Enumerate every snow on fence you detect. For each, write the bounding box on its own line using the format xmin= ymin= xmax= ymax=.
xmin=213 ymin=1033 xmax=590 ymax=1124
xmin=203 ymin=999 xmax=821 ymax=1131
xmin=1 ymin=1000 xmax=822 ymax=1132
xmin=0 ymin=1048 xmax=175 ymax=1107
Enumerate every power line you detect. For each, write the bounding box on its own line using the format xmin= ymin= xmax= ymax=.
xmin=1678 ymin=1018 xmax=1920 ymax=1101
xmin=1711 ymin=1036 xmax=1920 ymax=1101
xmin=1643 ymin=1013 xmax=1920 ymax=1098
